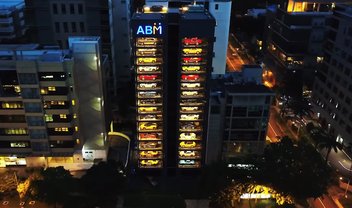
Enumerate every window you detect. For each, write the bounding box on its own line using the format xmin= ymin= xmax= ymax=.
xmin=31 ymin=142 xmax=49 ymax=152
xmin=61 ymin=4 xmax=66 ymax=14
xmin=79 ymin=22 xmax=85 ymax=32
xmin=10 ymin=142 xmax=29 ymax=148
xmin=70 ymin=4 xmax=75 ymax=14
xmin=1 ymin=101 xmax=23 ymax=109
xmin=4 ymin=128 xmax=27 ymax=135
xmin=63 ymin=22 xmax=68 ymax=33
xmin=44 ymin=114 xmax=53 ymax=122
xmin=78 ymin=4 xmax=83 ymax=14
xmin=48 ymin=86 xmax=56 ymax=91
xmin=211 ymin=105 xmax=220 ymax=114
xmin=55 ymin=22 xmax=60 ymax=33
xmin=71 ymin=22 xmax=77 ymax=32
xmin=215 ymin=4 xmax=219 ymax=10
xmin=55 ymin=127 xmax=68 ymax=132
xmin=21 ymin=88 xmax=39 ymax=99
xmin=18 ymin=73 xmax=37 ymax=84
xmin=24 ymin=102 xmax=42 ymax=113
xmin=59 ymin=114 xmax=67 ymax=119
xmin=52 ymin=4 xmax=58 ymax=14
xmin=26 ymin=116 xmax=44 ymax=126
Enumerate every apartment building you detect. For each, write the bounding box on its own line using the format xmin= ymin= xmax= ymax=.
xmin=0 ymin=37 xmax=108 ymax=168
xmin=312 ymin=4 xmax=352 ymax=146
xmin=0 ymin=0 xmax=26 ymax=42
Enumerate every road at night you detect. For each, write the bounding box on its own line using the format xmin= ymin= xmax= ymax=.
xmin=226 ymin=33 xmax=250 ymax=72
xmin=266 ymin=107 xmax=285 ymax=143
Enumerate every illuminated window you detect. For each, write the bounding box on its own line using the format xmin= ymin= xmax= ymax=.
xmin=1 ymin=102 xmax=23 ymax=109
xmin=60 ymin=114 xmax=67 ymax=119
xmin=10 ymin=142 xmax=29 ymax=148
xmin=75 ymin=126 xmax=78 ymax=131
xmin=44 ymin=114 xmax=53 ymax=122
xmin=73 ymin=114 xmax=77 ymax=119
xmin=72 ymin=100 xmax=75 ymax=106
xmin=14 ymin=86 xmax=21 ymax=93
xmin=317 ymin=56 xmax=324 ymax=63
xmin=5 ymin=128 xmax=27 ymax=135
xmin=76 ymin=139 xmax=80 ymax=144
xmin=48 ymin=87 xmax=56 ymax=91
xmin=40 ymin=89 xmax=48 ymax=95
xmin=54 ymin=127 xmax=68 ymax=132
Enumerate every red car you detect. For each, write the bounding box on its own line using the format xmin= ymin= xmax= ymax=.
xmin=139 ymin=133 xmax=158 ymax=140
xmin=181 ymin=75 xmax=199 ymax=81
xmin=139 ymin=75 xmax=158 ymax=81
xmin=183 ymin=37 xmax=202 ymax=45
xmin=183 ymin=57 xmax=202 ymax=63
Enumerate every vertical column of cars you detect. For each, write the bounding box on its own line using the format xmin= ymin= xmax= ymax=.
xmin=178 ymin=37 xmax=208 ymax=168
xmin=135 ymin=37 xmax=164 ymax=168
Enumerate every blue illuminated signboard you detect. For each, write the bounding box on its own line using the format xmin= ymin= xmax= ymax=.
xmin=136 ymin=23 xmax=162 ymax=35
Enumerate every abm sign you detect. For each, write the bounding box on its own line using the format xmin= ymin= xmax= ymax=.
xmin=136 ymin=23 xmax=162 ymax=35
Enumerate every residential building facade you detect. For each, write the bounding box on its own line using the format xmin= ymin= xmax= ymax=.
xmin=0 ymin=37 xmax=108 ymax=168
xmin=0 ymin=1 xmax=26 ymax=42
xmin=312 ymin=4 xmax=352 ymax=146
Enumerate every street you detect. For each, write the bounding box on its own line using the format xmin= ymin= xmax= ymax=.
xmin=226 ymin=33 xmax=251 ymax=72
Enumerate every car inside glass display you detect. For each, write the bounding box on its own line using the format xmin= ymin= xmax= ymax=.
xmin=138 ymin=133 xmax=162 ymax=140
xmin=137 ymin=66 xmax=160 ymax=73
xmin=179 ymin=141 xmax=201 ymax=149
xmin=139 ymin=151 xmax=162 ymax=159
xmin=182 ymin=37 xmax=203 ymax=46
xmin=138 ymin=122 xmax=160 ymax=131
xmin=139 ymin=141 xmax=162 ymax=150
xmin=136 ymin=48 xmax=161 ymax=56
xmin=138 ymin=106 xmax=161 ymax=113
xmin=180 ymin=114 xmax=200 ymax=121
xmin=136 ymin=37 xmax=162 ymax=47
xmin=139 ymin=160 xmax=162 ymax=168
xmin=138 ymin=114 xmax=162 ymax=121
xmin=138 ymin=99 xmax=162 ymax=106
xmin=138 ymin=75 xmax=159 ymax=81
xmin=137 ymin=91 xmax=161 ymax=98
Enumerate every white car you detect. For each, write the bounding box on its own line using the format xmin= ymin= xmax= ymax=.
xmin=180 ymin=114 xmax=199 ymax=120
xmin=182 ymin=91 xmax=198 ymax=96
xmin=138 ymin=91 xmax=159 ymax=98
xmin=139 ymin=83 xmax=157 ymax=88
xmin=180 ymin=133 xmax=196 ymax=140
xmin=181 ymin=107 xmax=199 ymax=111
xmin=179 ymin=160 xmax=195 ymax=165
xmin=179 ymin=151 xmax=196 ymax=157
xmin=181 ymin=83 xmax=201 ymax=88
xmin=138 ymin=66 xmax=158 ymax=72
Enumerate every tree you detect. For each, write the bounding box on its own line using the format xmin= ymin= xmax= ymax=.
xmin=315 ymin=131 xmax=343 ymax=163
xmin=30 ymin=167 xmax=75 ymax=207
xmin=287 ymin=98 xmax=313 ymax=118
xmin=80 ymin=160 xmax=126 ymax=207
xmin=263 ymin=137 xmax=333 ymax=199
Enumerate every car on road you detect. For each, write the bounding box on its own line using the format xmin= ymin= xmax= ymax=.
xmin=179 ymin=141 xmax=196 ymax=148
xmin=181 ymin=74 xmax=199 ymax=81
xmin=139 ymin=122 xmax=158 ymax=130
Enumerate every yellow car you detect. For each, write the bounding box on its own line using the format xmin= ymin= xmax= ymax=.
xmin=183 ymin=48 xmax=202 ymax=54
xmin=180 ymin=141 xmax=196 ymax=148
xmin=139 ymin=122 xmax=157 ymax=130
xmin=182 ymin=66 xmax=201 ymax=71
xmin=137 ymin=37 xmax=158 ymax=45
xmin=140 ymin=160 xmax=159 ymax=166
xmin=139 ymin=107 xmax=157 ymax=112
xmin=138 ymin=57 xmax=157 ymax=64
xmin=140 ymin=151 xmax=160 ymax=158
